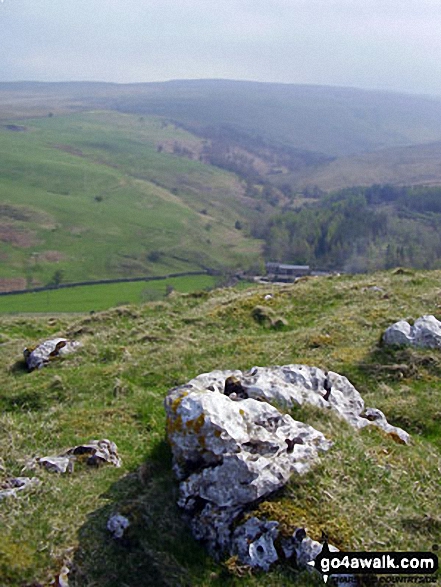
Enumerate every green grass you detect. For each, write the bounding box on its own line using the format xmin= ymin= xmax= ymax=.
xmin=0 ymin=111 xmax=261 ymax=288
xmin=0 ymin=270 xmax=440 ymax=586
xmin=0 ymin=274 xmax=217 ymax=313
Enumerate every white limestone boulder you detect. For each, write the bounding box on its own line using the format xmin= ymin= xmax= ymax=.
xmin=172 ymin=365 xmax=410 ymax=444
xmin=166 ymin=384 xmax=331 ymax=510
xmin=164 ymin=364 xmax=410 ymax=567
xmin=24 ymin=337 xmax=81 ymax=371
xmin=383 ymin=315 xmax=441 ymax=349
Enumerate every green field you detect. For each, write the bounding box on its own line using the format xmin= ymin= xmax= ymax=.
xmin=0 ymin=110 xmax=261 ymax=290
xmin=0 ymin=274 xmax=217 ymax=313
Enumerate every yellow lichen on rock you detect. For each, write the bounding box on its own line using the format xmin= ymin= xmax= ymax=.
xmin=166 ymin=414 xmax=182 ymax=440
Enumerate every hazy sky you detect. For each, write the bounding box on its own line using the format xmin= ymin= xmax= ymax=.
xmin=1 ymin=0 xmax=440 ymax=95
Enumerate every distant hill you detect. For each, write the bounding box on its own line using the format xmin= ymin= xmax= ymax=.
xmin=293 ymin=141 xmax=441 ymax=191
xmin=3 ymin=80 xmax=441 ymax=157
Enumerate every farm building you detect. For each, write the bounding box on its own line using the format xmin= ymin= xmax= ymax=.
xmin=265 ymin=263 xmax=311 ymax=282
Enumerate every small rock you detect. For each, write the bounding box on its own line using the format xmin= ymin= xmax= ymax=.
xmin=107 ymin=513 xmax=130 ymax=539
xmin=37 ymin=456 xmax=73 ymax=474
xmin=0 ymin=476 xmax=40 ymax=499
xmin=231 ymin=517 xmax=279 ymax=571
xmin=24 ymin=338 xmax=81 ymax=371
xmin=54 ymin=565 xmax=70 ymax=587
xmin=36 ymin=439 xmax=121 ymax=473
xmin=66 ymin=439 xmax=121 ymax=467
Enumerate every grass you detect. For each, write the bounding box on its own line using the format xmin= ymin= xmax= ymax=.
xmin=0 ymin=270 xmax=440 ymax=586
xmin=0 ymin=274 xmax=217 ymax=313
xmin=0 ymin=111 xmax=262 ymax=288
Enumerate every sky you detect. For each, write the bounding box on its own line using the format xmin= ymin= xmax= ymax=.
xmin=1 ymin=0 xmax=441 ymax=95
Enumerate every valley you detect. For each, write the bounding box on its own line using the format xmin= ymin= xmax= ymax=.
xmin=3 ymin=81 xmax=441 ymax=303
xmin=0 ymin=80 xmax=440 ymax=586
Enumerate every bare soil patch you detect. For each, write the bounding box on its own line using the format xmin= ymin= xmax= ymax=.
xmin=0 ymin=203 xmax=56 ymax=229
xmin=0 ymin=223 xmax=38 ymax=248
xmin=0 ymin=277 xmax=26 ymax=292
xmin=40 ymin=250 xmax=66 ymax=263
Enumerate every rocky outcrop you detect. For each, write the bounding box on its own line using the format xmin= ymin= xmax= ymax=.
xmin=172 ymin=365 xmax=410 ymax=443
xmin=383 ymin=315 xmax=441 ymax=349
xmin=165 ymin=364 xmax=410 ymax=572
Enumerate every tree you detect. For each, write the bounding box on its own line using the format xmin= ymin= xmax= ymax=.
xmin=49 ymin=269 xmax=64 ymax=288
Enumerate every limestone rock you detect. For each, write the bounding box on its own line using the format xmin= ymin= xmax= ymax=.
xmin=65 ymin=439 xmax=121 ymax=467
xmin=165 ymin=364 xmax=410 ymax=567
xmin=107 ymin=513 xmax=130 ymax=539
xmin=35 ymin=439 xmax=121 ymax=473
xmin=0 ymin=476 xmax=40 ymax=499
xmin=173 ymin=365 xmax=410 ymax=444
xmin=231 ymin=517 xmax=279 ymax=571
xmin=188 ymin=503 xmax=243 ymax=555
xmin=165 ymin=368 xmax=332 ymax=559
xmin=24 ymin=337 xmax=81 ymax=371
xmin=383 ymin=315 xmax=441 ymax=349
xmin=358 ymin=407 xmax=409 ymax=444
xmin=37 ymin=456 xmax=73 ymax=474
xmin=166 ymin=385 xmax=331 ymax=507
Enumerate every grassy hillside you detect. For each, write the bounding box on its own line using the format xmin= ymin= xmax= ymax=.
xmin=3 ymin=80 xmax=441 ymax=157
xmin=293 ymin=141 xmax=441 ymax=192
xmin=5 ymin=80 xmax=441 ymax=200
xmin=0 ymin=110 xmax=262 ymax=289
xmin=0 ymin=270 xmax=440 ymax=586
